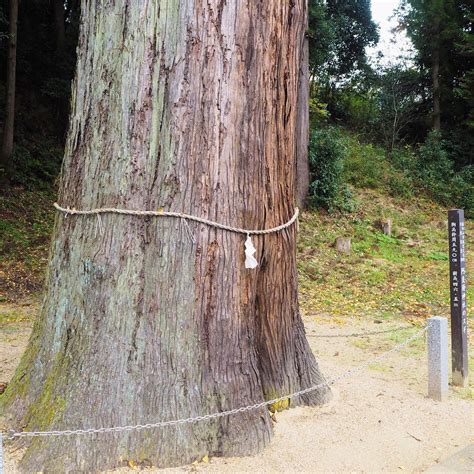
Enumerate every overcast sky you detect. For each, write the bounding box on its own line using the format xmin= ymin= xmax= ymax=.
xmin=369 ymin=0 xmax=413 ymax=65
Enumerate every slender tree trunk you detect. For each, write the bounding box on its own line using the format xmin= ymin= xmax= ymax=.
xmin=432 ymin=17 xmax=441 ymax=131
xmin=52 ymin=0 xmax=66 ymax=53
xmin=296 ymin=38 xmax=310 ymax=208
xmin=391 ymin=78 xmax=399 ymax=152
xmin=0 ymin=0 xmax=19 ymax=180
xmin=1 ymin=1 xmax=330 ymax=471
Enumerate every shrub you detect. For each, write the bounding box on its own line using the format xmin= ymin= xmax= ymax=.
xmin=344 ymin=137 xmax=387 ymax=189
xmin=390 ymin=146 xmax=418 ymax=174
xmin=450 ymin=166 xmax=474 ymax=218
xmin=307 ymin=127 xmax=353 ymax=212
xmin=387 ymin=169 xmax=414 ymax=198
xmin=337 ymin=90 xmax=379 ymax=136
xmin=392 ymin=133 xmax=473 ymax=214
xmin=415 ymin=131 xmax=454 ymax=204
xmin=10 ymin=142 xmax=63 ymax=190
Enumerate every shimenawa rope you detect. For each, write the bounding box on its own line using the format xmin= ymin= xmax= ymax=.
xmin=53 ymin=203 xmax=300 ymax=269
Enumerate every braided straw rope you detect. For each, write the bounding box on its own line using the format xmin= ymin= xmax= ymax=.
xmin=53 ymin=203 xmax=299 ymax=236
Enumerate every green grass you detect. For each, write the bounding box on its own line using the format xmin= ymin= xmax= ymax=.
xmin=453 ymin=387 xmax=474 ymax=400
xmin=0 ymin=188 xmax=55 ymax=301
xmin=298 ymin=188 xmax=474 ymax=322
xmin=368 ymin=363 xmax=392 ymax=373
xmin=0 ymin=307 xmax=34 ymax=325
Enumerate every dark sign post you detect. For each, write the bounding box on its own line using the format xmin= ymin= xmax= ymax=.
xmin=448 ymin=209 xmax=468 ymax=387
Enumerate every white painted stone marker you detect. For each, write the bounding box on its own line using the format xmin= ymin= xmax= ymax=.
xmin=428 ymin=316 xmax=448 ymax=401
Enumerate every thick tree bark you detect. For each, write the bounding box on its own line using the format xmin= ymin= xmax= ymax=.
xmin=1 ymin=1 xmax=330 ymax=471
xmin=296 ymin=38 xmax=310 ymax=208
xmin=0 ymin=0 xmax=19 ymax=179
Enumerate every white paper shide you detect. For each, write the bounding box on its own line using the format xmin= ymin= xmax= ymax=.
xmin=244 ymin=235 xmax=258 ymax=269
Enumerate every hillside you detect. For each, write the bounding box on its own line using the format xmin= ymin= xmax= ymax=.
xmin=0 ymin=183 xmax=472 ymax=325
xmin=298 ymin=188 xmax=473 ymax=322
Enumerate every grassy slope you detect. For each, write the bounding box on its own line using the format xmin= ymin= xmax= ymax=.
xmin=0 ymin=148 xmax=472 ymax=327
xmin=0 ymin=189 xmax=55 ymax=303
xmin=298 ymin=188 xmax=473 ymax=322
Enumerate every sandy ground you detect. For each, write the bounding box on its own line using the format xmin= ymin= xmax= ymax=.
xmin=1 ymin=311 xmax=473 ymax=473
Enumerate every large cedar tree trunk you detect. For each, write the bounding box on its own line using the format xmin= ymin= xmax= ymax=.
xmin=296 ymin=38 xmax=310 ymax=208
xmin=2 ymin=1 xmax=330 ymax=471
xmin=0 ymin=0 xmax=19 ymax=179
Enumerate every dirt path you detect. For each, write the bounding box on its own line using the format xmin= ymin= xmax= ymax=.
xmin=1 ymin=311 xmax=473 ymax=473
xmin=0 ymin=302 xmax=34 ymax=385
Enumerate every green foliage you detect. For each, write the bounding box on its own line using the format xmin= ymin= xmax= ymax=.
xmin=386 ymin=169 xmax=415 ymax=199
xmin=308 ymin=0 xmax=379 ymax=79
xmin=10 ymin=142 xmax=63 ymax=189
xmin=376 ymin=66 xmax=427 ymax=148
xmin=307 ymin=0 xmax=380 ymax=161
xmin=307 ymin=0 xmax=335 ymax=77
xmin=388 ymin=132 xmax=474 ymax=213
xmin=307 ymin=127 xmax=353 ymax=212
xmin=344 ymin=137 xmax=387 ymax=189
xmin=455 ymin=18 xmax=474 ymax=130
xmin=450 ymin=167 xmax=474 ymax=217
xmin=398 ymin=0 xmax=474 ymax=167
xmin=391 ymin=146 xmax=418 ymax=172
xmin=309 ymin=96 xmax=330 ymax=127
xmin=415 ymin=132 xmax=454 ymax=203
xmin=307 ymin=1 xmax=472 ymax=177
xmin=317 ymin=128 xmax=473 ymax=215
xmin=0 ymin=0 xmax=79 ymax=185
xmin=331 ymin=87 xmax=379 ymax=135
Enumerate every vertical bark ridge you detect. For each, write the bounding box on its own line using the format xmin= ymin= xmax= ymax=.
xmin=1 ymin=1 xmax=330 ymax=471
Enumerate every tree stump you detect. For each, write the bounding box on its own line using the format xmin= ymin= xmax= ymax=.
xmin=335 ymin=237 xmax=351 ymax=254
xmin=382 ymin=219 xmax=392 ymax=236
xmin=375 ymin=218 xmax=392 ymax=236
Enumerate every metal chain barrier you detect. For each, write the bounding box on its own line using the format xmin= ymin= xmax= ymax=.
xmin=1 ymin=324 xmax=429 ymax=441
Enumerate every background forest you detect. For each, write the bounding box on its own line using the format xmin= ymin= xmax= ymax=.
xmin=0 ymin=0 xmax=473 ymax=311
xmin=305 ymin=0 xmax=473 ymax=213
xmin=0 ymin=0 xmax=473 ymax=209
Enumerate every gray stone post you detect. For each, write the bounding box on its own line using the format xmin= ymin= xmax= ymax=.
xmin=0 ymin=433 xmax=3 ymax=474
xmin=428 ymin=316 xmax=448 ymax=401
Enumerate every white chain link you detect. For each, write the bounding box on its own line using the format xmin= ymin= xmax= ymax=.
xmin=53 ymin=203 xmax=299 ymax=236
xmin=2 ymin=324 xmax=428 ymax=441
